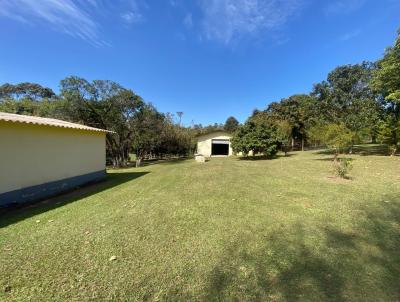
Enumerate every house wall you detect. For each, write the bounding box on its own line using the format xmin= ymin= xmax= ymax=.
xmin=0 ymin=121 xmax=106 ymax=206
xmin=197 ymin=132 xmax=233 ymax=157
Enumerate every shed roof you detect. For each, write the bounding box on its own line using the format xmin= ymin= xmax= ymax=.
xmin=0 ymin=112 xmax=112 ymax=133
xmin=196 ymin=130 xmax=232 ymax=139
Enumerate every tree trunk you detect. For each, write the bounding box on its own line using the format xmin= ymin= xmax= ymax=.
xmin=113 ymin=157 xmax=120 ymax=168
xmin=283 ymin=145 xmax=288 ymax=157
xmin=333 ymin=149 xmax=339 ymax=162
xmin=291 ymin=138 xmax=294 ymax=151
xmin=301 ymin=137 xmax=304 ymax=151
xmin=390 ymin=145 xmax=397 ymax=156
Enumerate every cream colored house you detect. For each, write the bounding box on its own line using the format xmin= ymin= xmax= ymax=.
xmin=0 ymin=112 xmax=110 ymax=207
xmin=196 ymin=131 xmax=233 ymax=157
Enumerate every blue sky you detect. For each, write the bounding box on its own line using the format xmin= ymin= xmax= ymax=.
xmin=0 ymin=0 xmax=399 ymax=125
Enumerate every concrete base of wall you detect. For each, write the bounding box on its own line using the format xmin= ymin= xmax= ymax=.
xmin=0 ymin=170 xmax=106 ymax=207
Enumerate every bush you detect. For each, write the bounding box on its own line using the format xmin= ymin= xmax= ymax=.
xmin=333 ymin=158 xmax=353 ymax=178
xmin=231 ymin=120 xmax=280 ymax=158
xmin=263 ymin=144 xmax=278 ymax=158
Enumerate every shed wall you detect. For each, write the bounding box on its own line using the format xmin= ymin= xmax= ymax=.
xmin=197 ymin=132 xmax=233 ymax=157
xmin=0 ymin=121 xmax=106 ymax=205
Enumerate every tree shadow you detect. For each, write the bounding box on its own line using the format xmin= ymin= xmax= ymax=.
xmin=236 ymin=152 xmax=298 ymax=161
xmin=315 ymin=144 xmax=389 ymax=156
xmin=313 ymin=157 xmax=354 ymax=162
xmin=121 ymin=157 xmax=191 ymax=168
xmin=204 ymin=195 xmax=400 ymax=301
xmin=351 ymin=144 xmax=389 ymax=156
xmin=236 ymin=154 xmax=282 ymax=161
xmin=277 ymin=153 xmax=298 ymax=158
xmin=0 ymin=171 xmax=149 ymax=229
xmin=314 ymin=149 xmax=340 ymax=155
xmin=144 ymin=157 xmax=191 ymax=166
xmin=360 ymin=199 xmax=400 ymax=297
xmin=204 ymin=226 xmax=346 ymax=301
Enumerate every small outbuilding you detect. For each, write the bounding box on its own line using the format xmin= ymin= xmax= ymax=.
xmin=196 ymin=131 xmax=233 ymax=157
xmin=0 ymin=112 xmax=111 ymax=207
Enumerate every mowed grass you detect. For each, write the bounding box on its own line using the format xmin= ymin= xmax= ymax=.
xmin=1 ymin=148 xmax=399 ymax=301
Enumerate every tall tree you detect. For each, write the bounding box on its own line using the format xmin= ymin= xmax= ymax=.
xmin=275 ymin=120 xmax=292 ymax=156
xmin=265 ymin=94 xmax=315 ymax=150
xmin=0 ymin=82 xmax=61 ymax=117
xmin=131 ymin=104 xmax=166 ymax=166
xmin=312 ymin=62 xmax=380 ymax=146
xmin=60 ymin=76 xmax=144 ymax=167
xmin=224 ymin=116 xmax=239 ymax=133
xmin=371 ymin=30 xmax=400 ymax=154
xmin=0 ymin=82 xmax=55 ymax=101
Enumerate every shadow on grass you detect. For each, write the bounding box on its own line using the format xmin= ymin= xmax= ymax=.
xmin=204 ymin=195 xmax=400 ymax=301
xmin=122 ymin=157 xmax=191 ymax=168
xmin=0 ymin=171 xmax=149 ymax=229
xmin=352 ymin=144 xmax=390 ymax=156
xmin=315 ymin=144 xmax=389 ymax=156
xmin=237 ymin=152 xmax=298 ymax=161
xmin=143 ymin=157 xmax=191 ymax=166
xmin=236 ymin=154 xmax=294 ymax=161
xmin=314 ymin=157 xmax=354 ymax=162
xmin=277 ymin=153 xmax=298 ymax=158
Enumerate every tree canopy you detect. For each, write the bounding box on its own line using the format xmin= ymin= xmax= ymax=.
xmin=224 ymin=116 xmax=239 ymax=133
xmin=0 ymin=82 xmax=55 ymax=100
xmin=371 ymin=30 xmax=400 ymax=154
xmin=0 ymin=76 xmax=195 ymax=167
xmin=231 ymin=116 xmax=280 ymax=158
xmin=265 ymin=94 xmax=315 ymax=150
xmin=312 ymin=62 xmax=379 ymax=137
xmin=231 ymin=29 xmax=400 ymax=157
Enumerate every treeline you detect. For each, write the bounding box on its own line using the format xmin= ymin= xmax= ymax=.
xmin=192 ymin=116 xmax=239 ymax=136
xmin=0 ymin=78 xmax=240 ymax=167
xmin=2 ymin=29 xmax=399 ymax=163
xmin=232 ymin=29 xmax=400 ymax=157
xmin=0 ymin=77 xmax=198 ymax=167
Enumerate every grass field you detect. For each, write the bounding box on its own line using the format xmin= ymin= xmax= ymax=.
xmin=1 ymin=148 xmax=399 ymax=301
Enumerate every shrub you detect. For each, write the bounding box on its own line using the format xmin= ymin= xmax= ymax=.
xmin=333 ymin=158 xmax=353 ymax=178
xmin=231 ymin=120 xmax=280 ymax=158
xmin=263 ymin=144 xmax=278 ymax=158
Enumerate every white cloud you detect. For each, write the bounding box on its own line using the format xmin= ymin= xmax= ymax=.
xmin=0 ymin=0 xmax=147 ymax=45
xmin=123 ymin=0 xmax=145 ymax=23
xmin=0 ymin=0 xmax=105 ymax=46
xmin=121 ymin=11 xmax=143 ymax=24
xmin=324 ymin=0 xmax=366 ymax=15
xmin=198 ymin=0 xmax=303 ymax=45
xmin=183 ymin=13 xmax=193 ymax=29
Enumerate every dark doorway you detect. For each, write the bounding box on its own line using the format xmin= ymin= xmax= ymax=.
xmin=211 ymin=139 xmax=229 ymax=156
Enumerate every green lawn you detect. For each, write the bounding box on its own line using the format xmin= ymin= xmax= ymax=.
xmin=1 ymin=149 xmax=399 ymax=301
